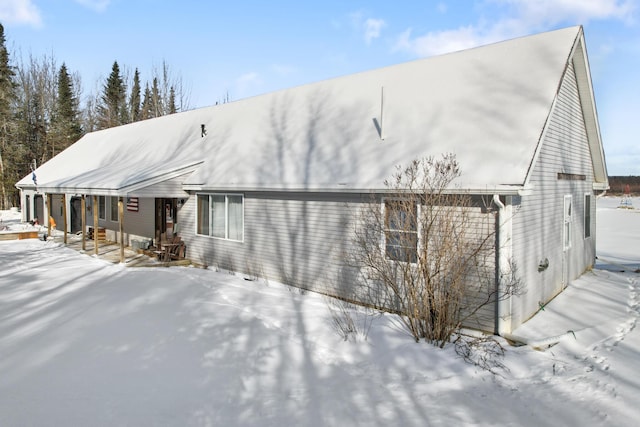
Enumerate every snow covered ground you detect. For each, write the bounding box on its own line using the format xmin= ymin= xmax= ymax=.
xmin=0 ymin=197 xmax=638 ymax=426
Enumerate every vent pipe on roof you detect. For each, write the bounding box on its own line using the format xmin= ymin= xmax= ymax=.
xmin=201 ymin=124 xmax=207 ymax=137
xmin=380 ymin=86 xmax=384 ymax=140
xmin=373 ymin=87 xmax=385 ymax=140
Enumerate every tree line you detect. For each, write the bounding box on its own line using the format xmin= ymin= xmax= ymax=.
xmin=0 ymin=23 xmax=190 ymax=209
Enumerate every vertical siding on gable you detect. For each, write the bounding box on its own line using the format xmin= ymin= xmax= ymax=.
xmin=510 ymin=60 xmax=596 ymax=328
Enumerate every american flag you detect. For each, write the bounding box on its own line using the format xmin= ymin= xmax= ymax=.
xmin=126 ymin=197 xmax=139 ymax=212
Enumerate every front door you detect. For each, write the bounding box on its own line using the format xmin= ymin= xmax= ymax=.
xmin=34 ymin=195 xmax=44 ymax=224
xmin=70 ymin=197 xmax=82 ymax=233
xmin=155 ymin=198 xmax=177 ymax=241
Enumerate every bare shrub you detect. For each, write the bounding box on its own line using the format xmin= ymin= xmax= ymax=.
xmin=326 ymin=296 xmax=380 ymax=342
xmin=351 ymin=154 xmax=522 ymax=347
xmin=453 ymin=332 xmax=508 ymax=374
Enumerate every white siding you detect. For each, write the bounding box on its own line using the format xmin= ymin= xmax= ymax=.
xmin=181 ymin=191 xmax=498 ymax=331
xmin=91 ymin=197 xmax=155 ymax=244
xmin=181 ymin=192 xmax=361 ymax=297
xmin=129 ymin=173 xmax=190 ymax=199
xmin=120 ymin=198 xmax=156 ymax=241
xmin=510 ymin=60 xmax=596 ymax=328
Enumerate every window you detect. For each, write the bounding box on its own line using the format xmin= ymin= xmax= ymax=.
xmin=563 ymin=195 xmax=572 ymax=251
xmin=197 ymin=193 xmax=244 ymax=241
xmin=584 ymin=194 xmax=592 ymax=238
xmin=98 ymin=196 xmax=106 ymax=220
xmin=384 ymin=199 xmax=418 ymax=263
xmin=110 ymin=196 xmax=119 ymax=222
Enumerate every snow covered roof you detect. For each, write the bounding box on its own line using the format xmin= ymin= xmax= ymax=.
xmin=17 ymin=25 xmax=607 ymax=195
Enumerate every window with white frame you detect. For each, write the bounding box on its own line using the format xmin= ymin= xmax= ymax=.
xmin=584 ymin=193 xmax=592 ymax=238
xmin=384 ymin=199 xmax=418 ymax=263
xmin=197 ymin=193 xmax=244 ymax=241
xmin=98 ymin=196 xmax=106 ymax=220
xmin=110 ymin=196 xmax=119 ymax=222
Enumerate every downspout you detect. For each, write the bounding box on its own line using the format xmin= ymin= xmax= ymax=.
xmin=493 ymin=194 xmax=513 ymax=336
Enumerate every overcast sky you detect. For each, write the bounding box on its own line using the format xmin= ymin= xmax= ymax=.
xmin=1 ymin=0 xmax=638 ymax=175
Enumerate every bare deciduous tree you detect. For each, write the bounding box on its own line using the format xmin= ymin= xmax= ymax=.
xmin=351 ymin=154 xmax=522 ymax=347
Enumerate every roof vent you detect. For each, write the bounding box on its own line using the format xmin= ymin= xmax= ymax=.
xmin=201 ymin=124 xmax=207 ymax=137
xmin=373 ymin=86 xmax=384 ymax=140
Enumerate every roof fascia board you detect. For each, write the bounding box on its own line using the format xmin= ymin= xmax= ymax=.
xmin=523 ymin=26 xmax=609 ymax=190
xmin=182 ymin=184 xmax=530 ymax=196
xmin=523 ymin=27 xmax=580 ymax=188
xmin=118 ymin=162 xmax=202 ymax=194
xmin=571 ymin=33 xmax=609 ymax=188
xmin=23 ymin=161 xmax=203 ymax=197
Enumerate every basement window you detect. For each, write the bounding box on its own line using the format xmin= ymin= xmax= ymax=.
xmin=197 ymin=193 xmax=244 ymax=242
xmin=384 ymin=199 xmax=418 ymax=263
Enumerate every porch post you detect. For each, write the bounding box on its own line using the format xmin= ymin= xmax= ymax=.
xmin=46 ymin=193 xmax=52 ymax=238
xmin=28 ymin=193 xmax=35 ymax=222
xmin=119 ymin=197 xmax=125 ymax=263
xmin=81 ymin=196 xmax=86 ymax=251
xmin=20 ymin=191 xmax=27 ymax=222
xmin=93 ymin=195 xmax=99 ymax=255
xmin=62 ymin=194 xmax=68 ymax=244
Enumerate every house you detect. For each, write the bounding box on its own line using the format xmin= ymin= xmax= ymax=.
xmin=16 ymin=25 xmax=608 ymax=334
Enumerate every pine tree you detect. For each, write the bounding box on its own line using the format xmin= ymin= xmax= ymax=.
xmin=50 ymin=63 xmax=82 ymax=154
xmin=168 ymin=86 xmax=177 ymax=114
xmin=151 ymin=77 xmax=161 ymax=118
xmin=0 ymin=23 xmax=18 ymax=208
xmin=129 ymin=68 xmax=141 ymax=122
xmin=96 ymin=61 xmax=127 ymax=129
xmin=141 ymin=83 xmax=152 ymax=120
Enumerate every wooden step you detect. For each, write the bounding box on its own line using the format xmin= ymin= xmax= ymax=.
xmin=88 ymin=227 xmax=107 ymax=241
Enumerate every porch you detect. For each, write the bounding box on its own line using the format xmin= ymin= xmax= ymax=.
xmin=61 ymin=233 xmax=192 ymax=267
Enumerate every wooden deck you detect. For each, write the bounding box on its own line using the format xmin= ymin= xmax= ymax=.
xmin=0 ymin=230 xmax=40 ymax=240
xmin=63 ymin=234 xmax=192 ymax=268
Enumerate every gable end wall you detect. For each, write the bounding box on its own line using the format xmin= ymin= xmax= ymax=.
xmin=510 ymin=60 xmax=596 ymax=328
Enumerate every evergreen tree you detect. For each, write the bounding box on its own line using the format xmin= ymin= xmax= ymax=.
xmin=151 ymin=77 xmax=161 ymax=118
xmin=168 ymin=86 xmax=177 ymax=114
xmin=50 ymin=63 xmax=82 ymax=154
xmin=141 ymin=83 xmax=152 ymax=120
xmin=0 ymin=23 xmax=18 ymax=208
xmin=96 ymin=61 xmax=127 ymax=129
xmin=129 ymin=68 xmax=141 ymax=122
